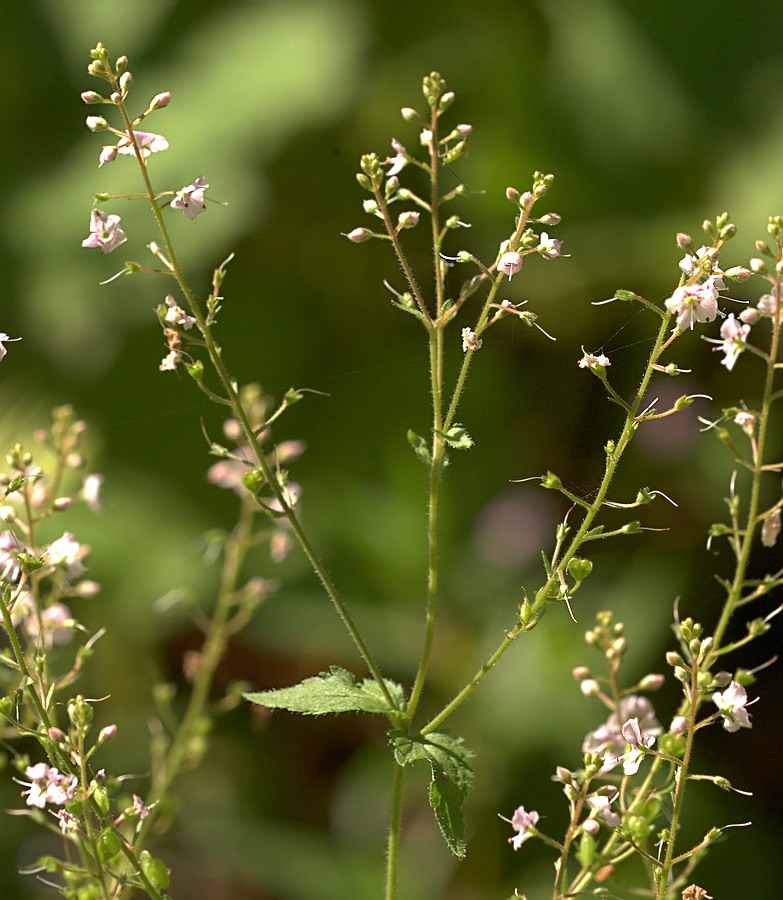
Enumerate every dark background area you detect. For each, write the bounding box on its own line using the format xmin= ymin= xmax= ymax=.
xmin=1 ymin=1 xmax=781 ymax=897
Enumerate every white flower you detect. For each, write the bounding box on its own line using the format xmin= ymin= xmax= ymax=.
xmin=171 ymin=177 xmax=208 ymax=220
xmin=0 ymin=332 xmax=21 ymax=361
xmin=716 ymin=314 xmax=750 ymax=371
xmin=47 ymin=532 xmax=86 ymax=578
xmin=163 ymin=295 xmax=197 ymax=329
xmin=578 ymin=348 xmax=610 ymax=369
xmin=712 ymin=681 xmax=754 ymax=732
xmin=159 ymin=349 xmax=182 ymax=371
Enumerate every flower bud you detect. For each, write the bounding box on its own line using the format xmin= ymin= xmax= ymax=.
xmin=749 ymin=258 xmax=767 ymax=273
xmin=115 ymin=55 xmax=129 ymax=73
xmin=98 ymin=724 xmax=118 ymax=743
xmin=345 ymin=227 xmax=373 ymax=243
xmin=676 ymin=232 xmax=692 ymax=249
xmin=739 ymin=308 xmax=759 ymax=325
xmin=401 ymin=107 xmax=419 ymax=121
xmin=456 ymin=123 xmax=472 ymax=136
xmin=86 ymin=116 xmax=108 ymax=132
xmin=505 ymin=187 xmax=520 ymax=202
xmin=572 ymin=666 xmax=591 ymax=680
xmin=670 ymin=716 xmax=688 ymax=734
xmin=81 ymin=91 xmax=105 ymax=104
xmin=53 ymin=497 xmax=72 ymax=511
xmin=119 ymin=71 xmax=133 ymax=92
xmin=398 ymin=211 xmax=419 ymax=229
xmin=438 ymin=91 xmax=455 ymax=110
xmin=582 ymin=818 xmax=600 ymax=836
xmin=639 ymin=673 xmax=665 ymax=691
xmin=48 ymin=727 xmax=66 ymax=743
xmin=150 ymin=91 xmax=171 ymax=110
xmin=580 ymin=679 xmax=600 ymax=696
xmin=539 ymin=212 xmax=562 ymax=225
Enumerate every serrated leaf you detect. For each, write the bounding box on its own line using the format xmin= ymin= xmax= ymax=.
xmin=439 ymin=424 xmax=474 ymax=450
xmin=389 ymin=730 xmax=474 ymax=857
xmin=244 ymin=666 xmax=404 ymax=716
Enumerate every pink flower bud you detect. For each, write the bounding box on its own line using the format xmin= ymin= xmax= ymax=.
xmin=48 ymin=727 xmax=66 ymax=743
xmin=398 ymin=211 xmax=419 ymax=229
xmin=86 ymin=116 xmax=108 ymax=131
xmin=505 ymin=187 xmax=520 ymax=202
xmin=400 ymin=107 xmax=418 ymax=121
xmin=150 ymin=91 xmax=171 ymax=110
xmin=676 ymin=232 xmax=692 ymax=249
xmin=739 ymin=308 xmax=759 ymax=325
xmin=53 ymin=497 xmax=72 ymax=512
xmin=81 ymin=91 xmax=104 ymax=104
xmin=345 ymin=227 xmax=372 ymax=243
xmin=456 ymin=123 xmax=472 ymax=136
xmin=98 ymin=724 xmax=118 ymax=743
xmin=582 ymin=818 xmax=600 ymax=836
xmin=670 ymin=716 xmax=688 ymax=734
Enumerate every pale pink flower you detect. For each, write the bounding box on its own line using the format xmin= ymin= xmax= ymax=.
xmin=619 ymin=717 xmax=656 ymax=774
xmin=582 ymin=695 xmax=661 ymax=773
xmin=47 ymin=533 xmax=87 ymax=579
xmin=503 ymin=805 xmax=539 ymax=850
xmin=537 ymin=232 xmax=562 ymax=258
xmin=171 ymin=177 xmax=208 ymax=220
xmin=665 ymin=279 xmax=720 ymax=330
xmin=499 ymin=251 xmax=522 ymax=280
xmin=587 ymin=791 xmax=621 ymax=828
xmin=757 ymin=288 xmax=780 ymax=315
xmin=81 ymin=209 xmax=127 ymax=255
xmin=21 ymin=763 xmax=77 ymax=808
xmin=115 ymin=130 xmax=169 ymax=158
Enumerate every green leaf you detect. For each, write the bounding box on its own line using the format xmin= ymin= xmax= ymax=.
xmin=439 ymin=424 xmax=474 ymax=450
xmin=389 ymin=730 xmax=474 ymax=858
xmin=407 ymin=429 xmax=432 ymax=465
xmin=243 ymin=666 xmax=404 ymax=716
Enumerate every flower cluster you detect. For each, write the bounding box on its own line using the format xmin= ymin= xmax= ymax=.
xmin=19 ymin=762 xmax=77 ymax=809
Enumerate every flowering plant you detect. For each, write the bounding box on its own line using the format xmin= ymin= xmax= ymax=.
xmin=0 ymin=44 xmax=780 ymax=899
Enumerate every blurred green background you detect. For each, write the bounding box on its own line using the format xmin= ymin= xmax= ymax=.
xmin=1 ymin=1 xmax=782 ymax=897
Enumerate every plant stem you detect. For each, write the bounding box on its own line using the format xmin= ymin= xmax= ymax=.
xmin=114 ymin=91 xmax=396 ymax=714
xmin=422 ymin=309 xmax=674 ymax=734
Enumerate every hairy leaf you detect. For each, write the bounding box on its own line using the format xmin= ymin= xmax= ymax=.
xmin=244 ymin=665 xmax=404 ymax=716
xmin=389 ymin=730 xmax=474 ymax=857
